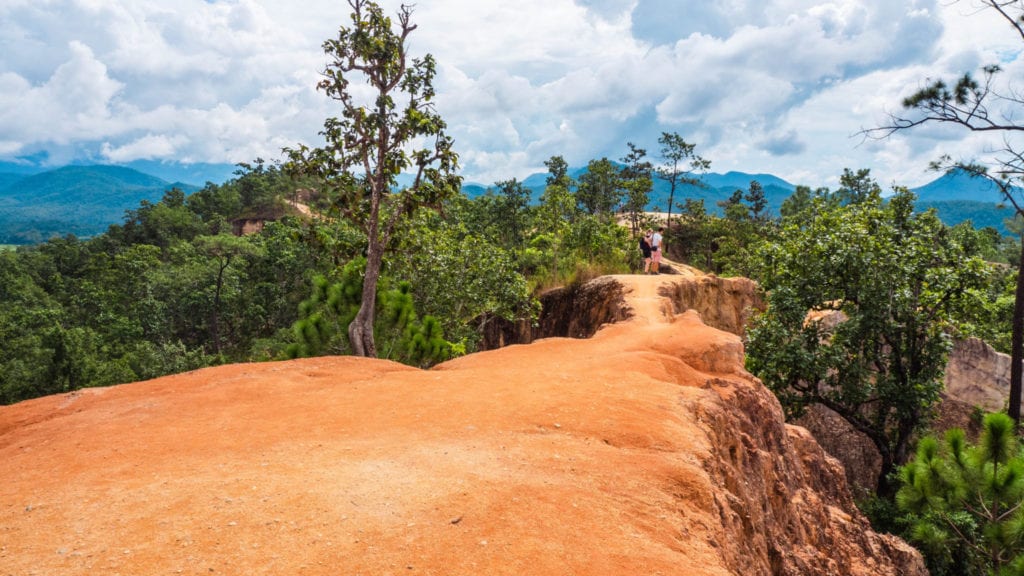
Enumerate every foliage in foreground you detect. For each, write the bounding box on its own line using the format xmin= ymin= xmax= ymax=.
xmin=287 ymin=258 xmax=461 ymax=367
xmin=898 ymin=413 xmax=1024 ymax=576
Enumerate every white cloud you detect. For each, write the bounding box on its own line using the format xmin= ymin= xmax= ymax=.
xmin=0 ymin=41 xmax=123 ymax=146
xmin=101 ymin=133 xmax=186 ymax=162
xmin=0 ymin=0 xmax=1022 ymax=189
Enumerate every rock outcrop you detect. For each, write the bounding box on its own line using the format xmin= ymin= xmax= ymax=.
xmin=0 ymin=272 xmax=923 ymax=575
xmin=945 ymin=336 xmax=1012 ymax=412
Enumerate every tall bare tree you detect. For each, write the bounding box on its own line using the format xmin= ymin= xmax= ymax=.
xmin=867 ymin=0 xmax=1024 ymax=423
xmin=286 ymin=0 xmax=459 ymax=358
xmin=656 ymin=132 xmax=710 ymax=250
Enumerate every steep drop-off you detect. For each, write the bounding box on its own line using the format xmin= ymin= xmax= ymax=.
xmin=0 ymin=271 xmax=923 ymax=575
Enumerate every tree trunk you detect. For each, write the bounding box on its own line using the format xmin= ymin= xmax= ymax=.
xmin=1010 ymin=234 xmax=1024 ymax=425
xmin=665 ymin=184 xmax=675 ymax=254
xmin=875 ymin=459 xmax=897 ymax=499
xmin=212 ymin=259 xmax=229 ymax=356
xmin=349 ymin=222 xmax=383 ymax=358
xmin=349 ymin=248 xmax=381 ymax=358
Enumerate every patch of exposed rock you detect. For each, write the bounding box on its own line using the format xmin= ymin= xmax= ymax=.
xmin=658 ymin=270 xmax=763 ymax=337
xmin=479 ymin=276 xmax=631 ymax=349
xmin=792 ymin=404 xmax=884 ymax=497
xmin=682 ymin=348 xmax=924 ymax=575
xmin=945 ymin=337 xmax=1011 ymax=412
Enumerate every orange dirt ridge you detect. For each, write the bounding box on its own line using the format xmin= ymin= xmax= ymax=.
xmin=0 ymin=272 xmax=925 ymax=576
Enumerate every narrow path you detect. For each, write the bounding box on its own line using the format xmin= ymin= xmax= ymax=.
xmin=611 ymin=258 xmax=707 ymax=325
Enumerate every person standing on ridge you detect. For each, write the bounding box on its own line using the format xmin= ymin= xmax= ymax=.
xmin=650 ymin=227 xmax=663 ymax=274
xmin=639 ymin=230 xmax=653 ymax=273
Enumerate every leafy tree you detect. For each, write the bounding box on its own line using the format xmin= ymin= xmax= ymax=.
xmin=619 ymin=143 xmax=653 ymax=236
xmin=746 ymin=189 xmax=989 ymax=495
xmin=674 ymin=198 xmax=715 ymax=270
xmin=492 ymin=178 xmax=532 ymax=255
xmin=241 ymin=218 xmax=330 ymax=338
xmin=535 ymin=156 xmax=578 ymax=285
xmin=897 ymin=412 xmax=1024 ymax=576
xmin=952 ymin=224 xmax=1018 ymax=354
xmin=576 ymin=158 xmax=621 ymax=215
xmin=836 ymin=168 xmax=882 ymax=205
xmin=544 ymin=155 xmax=573 ymax=191
xmin=387 ymin=205 xmax=537 ymax=347
xmin=779 ymin=185 xmax=837 ymax=226
xmin=285 ymin=0 xmax=459 ymax=358
xmin=112 ymin=188 xmax=206 ymax=251
xmin=193 ymin=234 xmax=262 ymax=355
xmin=186 ymin=181 xmax=241 ymax=231
xmin=656 ymin=132 xmax=710 ymax=233
xmin=0 ymin=250 xmax=66 ymax=402
xmin=564 ymin=212 xmax=632 ymax=270
xmin=233 ymin=159 xmax=287 ymax=214
xmin=868 ymin=0 xmax=1024 ymax=423
xmin=289 ymin=258 xmax=456 ymax=366
xmin=718 ymin=189 xmax=747 ymax=221
xmin=289 ymin=264 xmax=362 ymax=358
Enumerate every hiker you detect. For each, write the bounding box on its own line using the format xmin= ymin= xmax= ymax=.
xmin=651 ymin=227 xmax=663 ymax=274
xmin=639 ymin=230 xmax=652 ymax=273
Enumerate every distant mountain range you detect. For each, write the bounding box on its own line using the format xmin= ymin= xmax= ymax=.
xmin=469 ymin=166 xmax=1017 ymax=233
xmin=0 ymin=164 xmax=204 ymax=244
xmin=0 ymin=161 xmax=1017 ymax=244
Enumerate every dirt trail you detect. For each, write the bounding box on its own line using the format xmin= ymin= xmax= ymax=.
xmin=611 ymin=258 xmax=704 ymax=324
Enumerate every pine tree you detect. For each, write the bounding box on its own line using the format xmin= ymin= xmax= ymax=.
xmin=897 ymin=412 xmax=1024 ymax=576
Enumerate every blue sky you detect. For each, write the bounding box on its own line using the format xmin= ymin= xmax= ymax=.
xmin=1 ymin=0 xmax=1022 ymax=189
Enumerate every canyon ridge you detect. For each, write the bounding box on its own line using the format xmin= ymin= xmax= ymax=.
xmin=0 ymin=267 xmax=925 ymax=575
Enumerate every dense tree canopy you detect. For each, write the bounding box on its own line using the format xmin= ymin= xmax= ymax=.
xmin=746 ymin=188 xmax=989 ymax=495
xmin=898 ymin=412 xmax=1024 ymax=576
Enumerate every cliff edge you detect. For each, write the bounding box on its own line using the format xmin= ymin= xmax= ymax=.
xmin=0 ymin=271 xmax=924 ymax=575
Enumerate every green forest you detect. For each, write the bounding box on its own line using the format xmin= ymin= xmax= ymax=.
xmin=0 ymin=157 xmax=1016 ymax=407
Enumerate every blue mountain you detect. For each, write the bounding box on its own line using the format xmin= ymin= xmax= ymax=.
xmin=700 ymin=171 xmax=795 ymax=192
xmin=0 ymin=159 xmax=235 ymax=188
xmin=0 ymin=165 xmax=201 ymax=243
xmin=1 ymin=160 xmax=1017 ymax=244
xmin=0 ymin=161 xmax=46 ymax=176
xmin=907 ymin=169 xmax=1020 ymax=234
xmin=917 ymin=200 xmax=1016 ymax=233
xmin=121 ymin=160 xmax=237 ymax=187
xmin=912 ymin=169 xmax=1008 ymax=203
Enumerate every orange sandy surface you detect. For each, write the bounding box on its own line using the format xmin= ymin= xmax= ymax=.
xmin=1 ymin=274 xmax=741 ymax=576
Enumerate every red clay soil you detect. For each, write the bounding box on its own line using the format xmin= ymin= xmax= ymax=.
xmin=0 ymin=273 xmax=915 ymax=576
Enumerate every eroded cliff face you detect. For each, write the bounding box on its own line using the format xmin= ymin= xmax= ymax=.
xmin=0 ymin=272 xmax=923 ymax=575
xmin=480 ymin=265 xmax=763 ymax=349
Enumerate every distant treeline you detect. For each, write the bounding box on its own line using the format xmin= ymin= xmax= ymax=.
xmin=1 ymin=159 xmax=1018 ymax=405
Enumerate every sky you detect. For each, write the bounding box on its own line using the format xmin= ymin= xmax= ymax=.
xmin=1 ymin=0 xmax=1022 ymax=189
